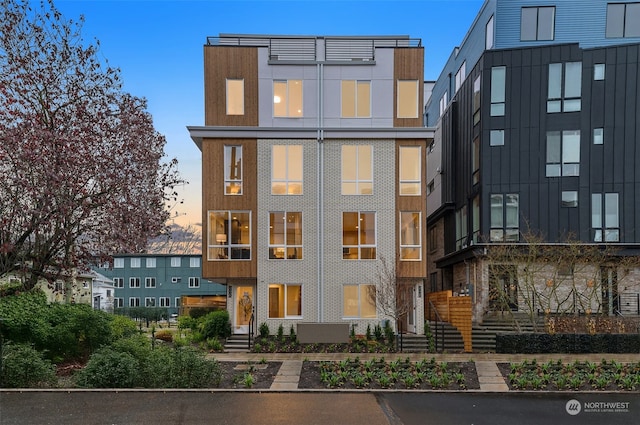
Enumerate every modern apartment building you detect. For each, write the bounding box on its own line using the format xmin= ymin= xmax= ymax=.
xmin=188 ymin=34 xmax=432 ymax=335
xmin=426 ymin=0 xmax=640 ymax=321
xmin=97 ymin=254 xmax=226 ymax=316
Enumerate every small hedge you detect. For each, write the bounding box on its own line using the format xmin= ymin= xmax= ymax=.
xmin=496 ymin=333 xmax=640 ymax=354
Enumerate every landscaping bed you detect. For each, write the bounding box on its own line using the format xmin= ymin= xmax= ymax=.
xmin=497 ymin=359 xmax=640 ymax=391
xmin=298 ymin=357 xmax=479 ymax=390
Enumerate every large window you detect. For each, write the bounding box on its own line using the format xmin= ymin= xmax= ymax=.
xmin=269 ymin=212 xmax=303 ymax=260
xmin=268 ymin=284 xmax=302 ymax=318
xmin=606 ymin=3 xmax=640 ymax=38
xmin=490 ymin=194 xmax=519 ymax=242
xmin=342 ymin=145 xmax=373 ymax=195
xmin=343 ymin=284 xmax=376 ymax=318
xmin=342 ymin=212 xmax=376 ymax=260
xmin=273 ymin=80 xmax=303 ymax=117
xmin=224 ymin=145 xmax=243 ymax=195
xmin=454 ymin=62 xmax=466 ymax=93
xmin=490 ymin=66 xmax=506 ymax=116
xmin=399 ymin=146 xmax=421 ymax=195
xmin=226 ymin=78 xmax=244 ymax=115
xmin=341 ymin=80 xmax=371 ymax=118
xmin=486 ymin=15 xmax=495 ymax=49
xmin=400 ymin=212 xmax=421 ymax=260
xmin=397 ymin=80 xmax=419 ymax=118
xmin=473 ymin=75 xmax=481 ymax=125
xmin=548 ymin=62 xmax=582 ymax=113
xmin=208 ymin=211 xmax=252 ymax=260
xmin=546 ymin=130 xmax=580 ymax=177
xmin=272 ymin=145 xmax=303 ymax=194
xmin=189 ymin=277 xmax=200 ymax=288
xmin=521 ymin=6 xmax=555 ymax=41
xmin=592 ymin=193 xmax=620 ymax=242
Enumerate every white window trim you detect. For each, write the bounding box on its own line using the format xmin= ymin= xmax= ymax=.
xmin=145 ymin=297 xmax=156 ymax=307
xmin=129 ymin=297 xmax=140 ymax=307
xmin=171 ymin=257 xmax=181 ymax=267
xmin=189 ymin=277 xmax=200 ymax=288
xmin=129 ymin=277 xmax=140 ymax=288
xmin=145 ymin=277 xmax=156 ymax=288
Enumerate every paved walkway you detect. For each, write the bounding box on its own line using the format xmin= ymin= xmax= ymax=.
xmin=207 ymin=352 xmax=640 ymax=392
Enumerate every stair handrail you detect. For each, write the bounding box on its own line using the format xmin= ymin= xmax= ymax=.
xmin=396 ymin=319 xmax=403 ymax=352
xmin=427 ymin=299 xmax=445 ymax=352
xmin=248 ymin=307 xmax=255 ymax=350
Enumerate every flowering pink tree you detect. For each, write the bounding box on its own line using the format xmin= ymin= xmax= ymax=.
xmin=0 ymin=0 xmax=181 ymax=289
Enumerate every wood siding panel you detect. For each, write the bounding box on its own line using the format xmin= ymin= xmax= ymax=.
xmin=204 ymin=46 xmax=259 ymax=126
xmin=396 ymin=139 xmax=428 ymax=278
xmin=202 ymin=138 xmax=257 ymax=280
xmin=394 ymin=48 xmax=424 ymax=128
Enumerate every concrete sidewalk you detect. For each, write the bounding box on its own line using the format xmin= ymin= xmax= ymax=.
xmin=207 ymin=352 xmax=640 ymax=392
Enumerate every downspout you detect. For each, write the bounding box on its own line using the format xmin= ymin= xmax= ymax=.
xmin=317 ymin=60 xmax=325 ymax=322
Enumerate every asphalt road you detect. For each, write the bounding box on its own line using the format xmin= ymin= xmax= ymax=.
xmin=1 ymin=391 xmax=638 ymax=425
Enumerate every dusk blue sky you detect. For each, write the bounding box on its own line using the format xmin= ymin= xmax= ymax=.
xmin=52 ymin=0 xmax=485 ymax=227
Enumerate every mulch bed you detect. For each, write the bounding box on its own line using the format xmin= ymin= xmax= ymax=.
xmin=217 ymin=361 xmax=282 ymax=389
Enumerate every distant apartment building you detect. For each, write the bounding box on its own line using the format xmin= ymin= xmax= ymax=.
xmin=188 ymin=34 xmax=433 ymax=335
xmin=97 ymin=254 xmax=226 ymax=316
xmin=425 ymin=0 xmax=640 ymax=320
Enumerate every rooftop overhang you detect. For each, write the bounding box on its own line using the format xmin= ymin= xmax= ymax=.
xmin=187 ymin=126 xmax=435 ymax=151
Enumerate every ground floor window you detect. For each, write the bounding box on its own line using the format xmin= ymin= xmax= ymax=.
xmin=129 ymin=297 xmax=140 ymax=307
xmin=343 ymin=284 xmax=376 ymax=318
xmin=268 ymin=284 xmax=302 ymax=318
xmin=159 ymin=297 xmax=170 ymax=307
xmin=145 ymin=297 xmax=156 ymax=307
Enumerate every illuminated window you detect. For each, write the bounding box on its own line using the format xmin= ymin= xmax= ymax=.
xmin=397 ymin=80 xmax=418 ymax=118
xmin=399 ymin=146 xmax=421 ymax=195
xmin=268 ymin=284 xmax=302 ymax=318
xmin=208 ymin=211 xmax=251 ymax=261
xmin=269 ymin=212 xmax=303 ymax=260
xmin=272 ymin=145 xmax=303 ymax=194
xmin=342 ymin=145 xmax=373 ymax=195
xmin=342 ymin=80 xmax=371 ymax=118
xmin=400 ymin=212 xmax=421 ymax=260
xmin=342 ymin=212 xmax=376 ymax=260
xmin=226 ymin=79 xmax=244 ymax=115
xmin=273 ymin=80 xmax=303 ymax=117
xmin=343 ymin=284 xmax=376 ymax=318
xmin=224 ymin=145 xmax=243 ymax=195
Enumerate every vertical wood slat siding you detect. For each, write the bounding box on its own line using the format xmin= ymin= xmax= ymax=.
xmin=396 ymin=139 xmax=429 ymax=279
xmin=393 ymin=48 xmax=424 ymax=128
xmin=204 ymin=46 xmax=259 ymax=126
xmin=202 ymin=138 xmax=258 ymax=280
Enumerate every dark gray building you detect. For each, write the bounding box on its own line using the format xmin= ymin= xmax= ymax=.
xmin=427 ymin=0 xmax=640 ymax=321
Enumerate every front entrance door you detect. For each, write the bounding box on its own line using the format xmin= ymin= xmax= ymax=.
xmin=234 ymin=286 xmax=254 ymax=334
xmin=407 ymin=285 xmax=417 ymax=333
xmin=489 ymin=265 xmax=518 ymax=312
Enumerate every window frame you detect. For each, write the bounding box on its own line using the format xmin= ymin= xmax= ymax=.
xmin=273 ymin=79 xmax=303 ymax=117
xmin=342 ymin=284 xmax=377 ymax=319
xmin=547 ymin=62 xmax=582 ymax=113
xmin=145 ymin=297 xmax=156 ymax=307
xmin=490 ymin=193 xmax=520 ymax=242
xmin=130 ymin=257 xmax=141 ymax=268
xmin=400 ymin=211 xmax=422 ymax=261
xmin=341 ymin=80 xmax=371 ymax=118
xmin=224 ymin=145 xmax=243 ymax=195
xmin=145 ymin=277 xmax=156 ymax=288
xmin=397 ymin=79 xmax=419 ymax=118
xmin=269 ymin=211 xmax=303 ymax=260
xmin=342 ymin=211 xmax=377 ymax=260
xmin=129 ymin=277 xmax=140 ymax=288
xmin=592 ymin=193 xmax=620 ymax=242
xmin=399 ymin=146 xmax=422 ymax=196
xmin=159 ymin=297 xmax=171 ymax=308
xmin=606 ymin=3 xmax=640 ymax=38
xmin=146 ymin=257 xmax=156 ymax=268
xmin=114 ymin=298 xmax=124 ymax=308
xmin=521 ymin=6 xmax=555 ymax=41
xmin=341 ymin=145 xmax=373 ymax=195
xmin=272 ymin=145 xmax=303 ymax=195
xmin=226 ymin=78 xmax=245 ymax=115
xmin=113 ymin=277 xmax=124 ymax=288
xmin=190 ymin=257 xmax=201 ymax=268
xmin=490 ymin=66 xmax=506 ymax=116
xmin=454 ymin=62 xmax=466 ymax=93
xmin=129 ymin=297 xmax=140 ymax=307
xmin=268 ymin=283 xmax=303 ymax=319
xmin=546 ymin=130 xmax=581 ymax=177
xmin=113 ymin=258 xmax=124 ymax=269
xmin=170 ymin=257 xmax=181 ymax=267
xmin=208 ymin=210 xmax=252 ymax=261
xmin=188 ymin=277 xmax=200 ymax=288
xmin=486 ymin=15 xmax=495 ymax=49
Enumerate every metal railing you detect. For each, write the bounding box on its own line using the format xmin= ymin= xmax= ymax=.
xmin=248 ymin=308 xmax=255 ymax=350
xmin=396 ymin=319 xmax=404 ymax=352
xmin=427 ymin=299 xmax=445 ymax=352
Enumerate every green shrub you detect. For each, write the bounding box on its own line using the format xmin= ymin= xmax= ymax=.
xmin=277 ymin=323 xmax=284 ymax=341
xmin=206 ymin=337 xmax=224 ymax=351
xmin=166 ymin=347 xmax=222 ymax=388
xmin=199 ymin=310 xmax=231 ymax=340
xmin=189 ymin=307 xmax=218 ymax=319
xmin=74 ymin=348 xmax=138 ymax=388
xmin=177 ymin=315 xmax=198 ymax=331
xmin=0 ymin=343 xmax=57 ymax=388
xmin=110 ymin=314 xmax=138 ymax=340
xmin=258 ymin=322 xmax=270 ymax=338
